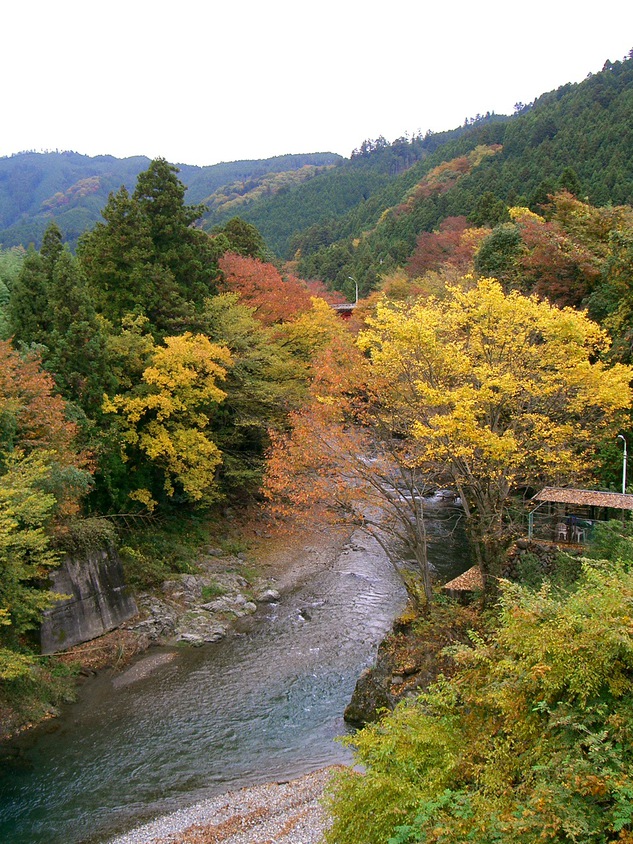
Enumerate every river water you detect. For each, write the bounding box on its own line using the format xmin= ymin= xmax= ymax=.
xmin=0 ymin=500 xmax=468 ymax=844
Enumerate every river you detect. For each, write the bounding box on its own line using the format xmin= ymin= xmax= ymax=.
xmin=0 ymin=499 xmax=468 ymax=844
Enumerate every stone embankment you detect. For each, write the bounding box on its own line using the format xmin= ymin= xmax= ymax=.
xmin=504 ymin=537 xmax=581 ymax=579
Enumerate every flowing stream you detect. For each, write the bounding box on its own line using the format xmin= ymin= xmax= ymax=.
xmin=0 ymin=499 xmax=468 ymax=844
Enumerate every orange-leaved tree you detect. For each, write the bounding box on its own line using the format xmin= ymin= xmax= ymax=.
xmin=218 ymin=253 xmax=313 ymax=325
xmin=406 ymin=216 xmax=490 ymax=278
xmin=264 ymin=304 xmax=442 ymax=605
xmin=0 ymin=341 xmax=93 ymax=678
xmin=0 ymin=340 xmax=92 ymax=519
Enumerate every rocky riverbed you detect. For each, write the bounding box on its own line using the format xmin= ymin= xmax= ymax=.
xmin=47 ymin=547 xmax=286 ymax=687
xmin=128 ymin=562 xmax=280 ymax=648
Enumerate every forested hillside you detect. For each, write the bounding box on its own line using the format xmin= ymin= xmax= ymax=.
xmin=0 ymin=151 xmax=341 ymax=249
xmin=200 ymin=118 xmax=509 ymax=257
xmin=292 ymin=53 xmax=633 ymax=295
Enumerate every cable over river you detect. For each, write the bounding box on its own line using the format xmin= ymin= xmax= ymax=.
xmin=0 ymin=499 xmax=468 ymax=844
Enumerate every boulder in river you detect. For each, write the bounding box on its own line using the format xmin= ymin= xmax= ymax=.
xmin=344 ymin=663 xmax=395 ymax=726
xmin=257 ymin=589 xmax=281 ymax=603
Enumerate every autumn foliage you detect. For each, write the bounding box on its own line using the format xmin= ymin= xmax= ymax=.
xmin=510 ymin=205 xmax=602 ymax=306
xmin=103 ymin=333 xmax=232 ymax=509
xmin=218 ymin=253 xmax=313 ymax=325
xmin=0 ymin=340 xmax=91 ymax=519
xmin=0 ymin=342 xmax=93 ymax=678
xmin=265 ymin=279 xmax=632 ymax=603
xmin=360 ymin=280 xmax=632 ymax=592
xmin=406 ymin=216 xmax=489 ymax=277
xmin=326 ymin=560 xmax=633 ymax=844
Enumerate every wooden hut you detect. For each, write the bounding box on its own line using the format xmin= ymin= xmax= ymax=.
xmin=529 ymin=487 xmax=633 ymax=544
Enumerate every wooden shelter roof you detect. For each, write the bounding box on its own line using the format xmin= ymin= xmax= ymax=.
xmin=532 ymin=487 xmax=633 ymax=511
xmin=443 ymin=566 xmax=483 ymax=593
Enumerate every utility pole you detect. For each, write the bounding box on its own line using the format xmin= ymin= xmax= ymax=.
xmin=618 ymin=434 xmax=628 ymax=494
xmin=348 ymin=276 xmax=358 ymax=305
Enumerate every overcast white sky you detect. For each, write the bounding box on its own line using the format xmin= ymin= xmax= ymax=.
xmin=2 ymin=1 xmax=632 ymax=167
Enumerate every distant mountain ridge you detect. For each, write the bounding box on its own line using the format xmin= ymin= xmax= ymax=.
xmin=1 ymin=51 xmax=632 ymax=280
xmin=0 ymin=150 xmax=342 ymax=249
xmin=287 ymin=52 xmax=633 ymax=296
xmin=0 ymin=119 xmax=511 ymax=253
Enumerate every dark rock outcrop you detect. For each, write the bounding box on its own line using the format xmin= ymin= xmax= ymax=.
xmin=345 ymin=603 xmax=486 ymax=726
xmin=344 ymin=657 xmax=396 ymax=726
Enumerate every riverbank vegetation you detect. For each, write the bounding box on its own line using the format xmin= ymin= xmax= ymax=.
xmin=0 ymin=160 xmax=349 ymax=727
xmin=264 ymin=278 xmax=631 ymax=604
xmin=325 ymin=526 xmax=633 ymax=844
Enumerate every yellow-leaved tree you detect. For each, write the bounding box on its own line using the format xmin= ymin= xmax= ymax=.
xmin=104 ymin=332 xmax=231 ymax=509
xmin=359 ymin=278 xmax=633 ymax=597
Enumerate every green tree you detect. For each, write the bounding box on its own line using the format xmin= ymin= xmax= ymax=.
xmin=202 ymin=293 xmax=308 ymax=496
xmin=593 ymin=229 xmax=633 ymax=361
xmin=45 ymin=249 xmax=115 ymax=417
xmin=8 ymin=221 xmax=66 ymax=348
xmin=8 ymin=248 xmax=52 ymax=348
xmin=474 ymin=222 xmax=523 ymax=284
xmin=132 ymin=158 xmax=220 ymax=309
xmin=0 ymin=246 xmax=25 ymax=340
xmin=39 ymin=221 xmax=63 ymax=278
xmin=78 ymin=186 xmax=157 ymax=323
xmin=558 ymin=165 xmax=582 ymax=196
xmin=79 ymin=160 xmax=223 ymax=335
xmin=468 ymin=190 xmax=510 ymax=227
xmin=214 ymin=216 xmax=268 ymax=259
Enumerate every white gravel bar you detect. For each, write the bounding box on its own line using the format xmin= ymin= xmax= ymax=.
xmin=106 ymin=766 xmax=340 ymax=844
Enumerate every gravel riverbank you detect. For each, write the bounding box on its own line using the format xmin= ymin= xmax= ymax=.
xmin=107 ymin=766 xmax=340 ymax=844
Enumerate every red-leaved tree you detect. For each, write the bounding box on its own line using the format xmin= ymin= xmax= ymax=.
xmin=219 ymin=253 xmax=314 ymax=325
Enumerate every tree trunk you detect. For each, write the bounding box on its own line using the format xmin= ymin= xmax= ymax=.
xmin=467 ymin=516 xmax=506 ymax=606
